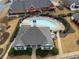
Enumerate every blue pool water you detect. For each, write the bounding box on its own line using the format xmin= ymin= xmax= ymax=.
xmin=27 ymin=17 xmax=57 ymax=29
xmin=20 ymin=16 xmax=65 ymax=31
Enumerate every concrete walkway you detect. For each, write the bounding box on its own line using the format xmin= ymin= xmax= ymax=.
xmin=3 ymin=39 xmax=15 ymax=59
xmin=56 ymin=32 xmax=63 ymax=55
xmin=31 ymin=48 xmax=36 ymax=59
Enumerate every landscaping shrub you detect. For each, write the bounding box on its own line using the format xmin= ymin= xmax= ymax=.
xmin=76 ymin=40 xmax=79 ymax=45
xmin=9 ymin=47 xmax=15 ymax=56
xmin=10 ymin=24 xmax=20 ymax=42
xmin=57 ymin=15 xmax=70 ymax=33
xmin=9 ymin=47 xmax=32 ymax=56
xmin=36 ymin=48 xmax=49 ymax=57
xmin=56 ymin=6 xmax=64 ymax=10
xmin=36 ymin=48 xmax=59 ymax=57
xmin=66 ymin=13 xmax=72 ymax=16
xmin=14 ymin=25 xmax=20 ymax=36
xmin=72 ymin=10 xmax=79 ymax=13
xmin=51 ymin=47 xmax=59 ymax=55
xmin=26 ymin=48 xmax=32 ymax=55
xmin=69 ymin=11 xmax=79 ymax=15
xmin=6 ymin=25 xmax=11 ymax=29
xmin=0 ymin=32 xmax=9 ymax=44
xmin=58 ymin=14 xmax=66 ymax=17
xmin=40 ymin=13 xmax=49 ymax=16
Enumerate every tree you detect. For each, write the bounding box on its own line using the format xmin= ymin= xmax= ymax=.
xmin=9 ymin=47 xmax=16 ymax=56
xmin=52 ymin=47 xmax=59 ymax=55
xmin=36 ymin=48 xmax=49 ymax=57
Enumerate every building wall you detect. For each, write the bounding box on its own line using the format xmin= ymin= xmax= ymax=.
xmin=14 ymin=45 xmax=53 ymax=50
xmin=14 ymin=46 xmax=27 ymax=50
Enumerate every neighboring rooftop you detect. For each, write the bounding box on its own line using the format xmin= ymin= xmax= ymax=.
xmin=10 ymin=0 xmax=53 ymax=13
xmin=61 ymin=0 xmax=79 ymax=6
xmin=72 ymin=13 xmax=79 ymax=21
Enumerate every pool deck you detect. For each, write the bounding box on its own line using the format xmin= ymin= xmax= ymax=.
xmin=20 ymin=16 xmax=65 ymax=32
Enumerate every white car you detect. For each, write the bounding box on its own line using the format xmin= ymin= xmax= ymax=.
xmin=70 ymin=3 xmax=79 ymax=11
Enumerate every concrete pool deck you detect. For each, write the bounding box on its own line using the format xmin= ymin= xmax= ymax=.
xmin=20 ymin=16 xmax=65 ymax=32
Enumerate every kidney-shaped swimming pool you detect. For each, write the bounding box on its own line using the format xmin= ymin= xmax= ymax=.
xmin=20 ymin=16 xmax=65 ymax=31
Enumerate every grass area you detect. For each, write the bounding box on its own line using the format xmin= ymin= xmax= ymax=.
xmin=70 ymin=10 xmax=79 ymax=14
xmin=0 ymin=18 xmax=20 ymax=58
xmin=61 ymin=17 xmax=79 ymax=53
xmin=7 ymin=55 xmax=31 ymax=59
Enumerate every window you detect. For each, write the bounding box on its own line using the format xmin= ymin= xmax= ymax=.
xmin=44 ymin=46 xmax=53 ymax=50
xmin=27 ymin=45 xmax=31 ymax=48
xmin=32 ymin=45 xmax=36 ymax=48
xmin=37 ymin=45 xmax=41 ymax=48
xmin=74 ymin=6 xmax=79 ymax=8
xmin=43 ymin=44 xmax=53 ymax=50
xmin=16 ymin=46 xmax=24 ymax=50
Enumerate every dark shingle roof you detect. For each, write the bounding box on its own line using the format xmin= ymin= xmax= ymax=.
xmin=72 ymin=13 xmax=79 ymax=21
xmin=13 ymin=26 xmax=53 ymax=46
xmin=10 ymin=0 xmax=52 ymax=13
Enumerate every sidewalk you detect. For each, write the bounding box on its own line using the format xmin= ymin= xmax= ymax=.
xmin=56 ymin=32 xmax=63 ymax=55
xmin=3 ymin=40 xmax=15 ymax=59
xmin=31 ymin=48 xmax=36 ymax=59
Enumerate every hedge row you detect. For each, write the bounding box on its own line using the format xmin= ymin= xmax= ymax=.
xmin=36 ymin=48 xmax=49 ymax=57
xmin=57 ymin=15 xmax=70 ymax=33
xmin=36 ymin=47 xmax=59 ymax=57
xmin=9 ymin=47 xmax=59 ymax=57
xmin=9 ymin=47 xmax=32 ymax=56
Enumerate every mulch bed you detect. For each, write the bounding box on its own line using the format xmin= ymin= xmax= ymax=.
xmin=0 ymin=32 xmax=9 ymax=45
xmin=0 ymin=48 xmax=3 ymax=55
xmin=60 ymin=26 xmax=75 ymax=38
xmin=76 ymin=40 xmax=79 ymax=45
